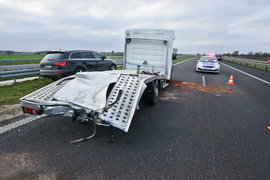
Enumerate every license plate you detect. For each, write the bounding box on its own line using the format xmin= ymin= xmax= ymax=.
xmin=45 ymin=65 xmax=52 ymax=68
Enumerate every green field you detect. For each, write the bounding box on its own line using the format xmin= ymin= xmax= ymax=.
xmin=0 ymin=54 xmax=45 ymax=60
xmin=0 ymin=54 xmax=45 ymax=65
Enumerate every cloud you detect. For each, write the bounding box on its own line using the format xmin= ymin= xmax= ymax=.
xmin=0 ymin=0 xmax=269 ymax=54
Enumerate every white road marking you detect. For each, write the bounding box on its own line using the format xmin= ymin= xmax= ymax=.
xmin=202 ymin=76 xmax=206 ymax=86
xmin=0 ymin=116 xmax=40 ymax=134
xmin=222 ymin=63 xmax=270 ymax=85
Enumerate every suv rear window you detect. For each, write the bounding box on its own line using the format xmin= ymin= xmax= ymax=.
xmin=42 ymin=53 xmax=64 ymax=62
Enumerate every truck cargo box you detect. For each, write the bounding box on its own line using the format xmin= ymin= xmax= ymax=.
xmin=124 ymin=29 xmax=175 ymax=79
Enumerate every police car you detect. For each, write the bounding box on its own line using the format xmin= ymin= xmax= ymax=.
xmin=196 ymin=56 xmax=220 ymax=73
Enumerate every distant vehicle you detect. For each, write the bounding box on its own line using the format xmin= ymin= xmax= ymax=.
xmin=196 ymin=56 xmax=220 ymax=73
xmin=172 ymin=53 xmax=177 ymax=60
xmin=40 ymin=50 xmax=117 ymax=80
xmin=215 ymin=54 xmax=222 ymax=62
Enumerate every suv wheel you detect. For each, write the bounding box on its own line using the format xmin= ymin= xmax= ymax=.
xmin=75 ymin=68 xmax=85 ymax=73
xmin=109 ymin=64 xmax=117 ymax=70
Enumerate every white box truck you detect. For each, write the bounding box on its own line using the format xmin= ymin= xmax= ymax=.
xmin=20 ymin=29 xmax=175 ymax=142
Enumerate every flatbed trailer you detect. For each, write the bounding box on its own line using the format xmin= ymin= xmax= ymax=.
xmin=20 ymin=29 xmax=175 ymax=142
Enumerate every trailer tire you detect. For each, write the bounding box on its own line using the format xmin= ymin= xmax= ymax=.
xmin=147 ymin=80 xmax=159 ymax=105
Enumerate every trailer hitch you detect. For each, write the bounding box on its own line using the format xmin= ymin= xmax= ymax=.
xmin=71 ymin=90 xmax=123 ymax=143
xmin=70 ymin=108 xmax=99 ymax=143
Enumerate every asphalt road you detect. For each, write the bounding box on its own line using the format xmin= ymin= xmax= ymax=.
xmin=1 ymin=58 xmax=270 ymax=179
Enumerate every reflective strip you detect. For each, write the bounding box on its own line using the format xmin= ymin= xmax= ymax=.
xmin=0 ymin=116 xmax=39 ymax=134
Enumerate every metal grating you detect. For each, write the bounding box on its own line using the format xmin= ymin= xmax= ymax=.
xmin=100 ymin=74 xmax=146 ymax=132
xmin=21 ymin=77 xmax=74 ymax=103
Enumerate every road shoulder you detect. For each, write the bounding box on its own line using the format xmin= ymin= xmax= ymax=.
xmin=0 ymin=104 xmax=23 ymax=122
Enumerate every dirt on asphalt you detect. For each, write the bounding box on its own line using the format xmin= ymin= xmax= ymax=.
xmin=169 ymin=80 xmax=234 ymax=94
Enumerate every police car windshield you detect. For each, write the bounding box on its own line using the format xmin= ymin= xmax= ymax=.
xmin=200 ymin=56 xmax=218 ymax=62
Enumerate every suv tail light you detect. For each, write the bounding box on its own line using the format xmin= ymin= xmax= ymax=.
xmin=54 ymin=61 xmax=67 ymax=66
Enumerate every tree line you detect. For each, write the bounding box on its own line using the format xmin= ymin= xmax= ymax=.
xmin=223 ymin=51 xmax=270 ymax=61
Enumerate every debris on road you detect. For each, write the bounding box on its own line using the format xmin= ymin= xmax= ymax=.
xmin=169 ymin=80 xmax=233 ymax=94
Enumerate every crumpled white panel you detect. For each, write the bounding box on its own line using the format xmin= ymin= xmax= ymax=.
xmin=53 ymin=72 xmax=121 ymax=110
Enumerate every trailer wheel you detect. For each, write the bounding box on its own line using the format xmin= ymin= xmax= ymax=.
xmin=147 ymin=80 xmax=159 ymax=105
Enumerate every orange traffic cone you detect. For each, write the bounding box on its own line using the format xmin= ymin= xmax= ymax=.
xmin=227 ymin=75 xmax=234 ymax=85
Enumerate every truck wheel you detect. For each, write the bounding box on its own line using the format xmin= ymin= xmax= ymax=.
xmin=147 ymin=81 xmax=159 ymax=105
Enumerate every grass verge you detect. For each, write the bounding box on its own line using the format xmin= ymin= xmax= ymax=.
xmin=0 ymin=54 xmax=45 ymax=60
xmin=0 ymin=78 xmax=53 ymax=105
xmin=235 ymin=62 xmax=270 ymax=72
xmin=224 ymin=60 xmax=270 ymax=72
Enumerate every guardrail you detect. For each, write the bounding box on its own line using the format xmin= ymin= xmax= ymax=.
xmin=224 ymin=57 xmax=270 ymax=71
xmin=0 ymin=68 xmax=40 ymax=83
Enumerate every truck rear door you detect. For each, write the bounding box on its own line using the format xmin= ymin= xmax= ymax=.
xmin=124 ymin=38 xmax=168 ymax=75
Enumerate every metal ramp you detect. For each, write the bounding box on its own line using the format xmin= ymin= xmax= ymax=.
xmin=20 ymin=76 xmax=75 ymax=109
xmin=100 ymin=74 xmax=147 ymax=132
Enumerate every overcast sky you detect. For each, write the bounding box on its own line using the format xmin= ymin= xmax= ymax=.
xmin=0 ymin=0 xmax=269 ymax=54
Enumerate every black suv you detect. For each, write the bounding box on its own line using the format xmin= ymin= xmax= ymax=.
xmin=40 ymin=50 xmax=117 ymax=80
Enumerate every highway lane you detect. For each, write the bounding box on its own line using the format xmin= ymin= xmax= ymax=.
xmin=172 ymin=58 xmax=270 ymax=179
xmin=0 ymin=58 xmax=269 ymax=179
